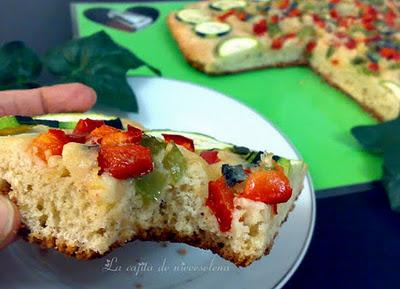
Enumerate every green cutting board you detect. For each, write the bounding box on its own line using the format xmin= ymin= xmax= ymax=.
xmin=72 ymin=2 xmax=381 ymax=191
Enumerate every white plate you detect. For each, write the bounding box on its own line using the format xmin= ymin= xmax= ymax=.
xmin=0 ymin=77 xmax=315 ymax=289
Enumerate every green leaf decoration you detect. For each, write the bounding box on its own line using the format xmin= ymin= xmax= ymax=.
xmin=44 ymin=31 xmax=161 ymax=112
xmin=352 ymin=118 xmax=400 ymax=212
xmin=0 ymin=41 xmax=42 ymax=90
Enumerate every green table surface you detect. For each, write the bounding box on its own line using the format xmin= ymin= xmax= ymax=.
xmin=72 ymin=2 xmax=381 ymax=191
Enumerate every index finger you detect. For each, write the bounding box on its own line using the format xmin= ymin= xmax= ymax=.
xmin=0 ymin=83 xmax=97 ymax=116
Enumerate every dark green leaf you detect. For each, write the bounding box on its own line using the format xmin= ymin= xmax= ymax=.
xmin=0 ymin=41 xmax=42 ymax=89
xmin=351 ymin=118 xmax=400 ymax=153
xmin=44 ymin=31 xmax=161 ymax=112
xmin=352 ymin=118 xmax=400 ymax=212
xmin=383 ymin=150 xmax=400 ymax=212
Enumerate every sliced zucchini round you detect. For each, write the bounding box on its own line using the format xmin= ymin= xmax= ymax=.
xmin=34 ymin=113 xmax=122 ymax=129
xmin=176 ymin=9 xmax=211 ymax=24
xmin=145 ymin=129 xmax=233 ymax=151
xmin=381 ymin=81 xmax=400 ymax=101
xmin=195 ymin=21 xmax=231 ymax=38
xmin=209 ymin=0 xmax=247 ymax=11
xmin=217 ymin=37 xmax=259 ymax=57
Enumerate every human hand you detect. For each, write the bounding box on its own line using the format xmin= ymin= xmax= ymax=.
xmin=0 ymin=83 xmax=96 ymax=249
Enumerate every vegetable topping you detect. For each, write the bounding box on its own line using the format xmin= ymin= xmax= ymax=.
xmin=98 ymin=144 xmax=153 ymax=180
xmin=240 ymin=163 xmax=292 ymax=204
xmin=162 ymin=143 xmax=187 ymax=183
xmin=162 ymin=133 xmax=195 ymax=152
xmin=200 ymin=150 xmax=220 ymax=164
xmin=32 ymin=129 xmax=71 ymax=161
xmin=206 ymin=176 xmax=235 ymax=232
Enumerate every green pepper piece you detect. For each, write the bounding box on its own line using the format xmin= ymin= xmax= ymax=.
xmin=0 ymin=116 xmax=20 ymax=129
xmin=298 ymin=26 xmax=315 ymax=39
xmin=135 ymin=170 xmax=167 ymax=203
xmin=389 ymin=63 xmax=400 ymax=70
xmin=141 ymin=135 xmax=167 ymax=155
xmin=351 ymin=56 xmax=365 ymax=65
xmin=0 ymin=125 xmax=33 ymax=136
xmin=325 ymin=46 xmax=335 ymax=59
xmin=268 ymin=23 xmax=281 ymax=38
xmin=277 ymin=157 xmax=291 ymax=176
xmin=163 ymin=143 xmax=187 ymax=183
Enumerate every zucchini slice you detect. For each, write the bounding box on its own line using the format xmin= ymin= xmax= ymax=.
xmin=145 ymin=129 xmax=233 ymax=151
xmin=34 ymin=113 xmax=123 ymax=129
xmin=381 ymin=81 xmax=400 ymax=101
xmin=176 ymin=9 xmax=211 ymax=24
xmin=195 ymin=21 xmax=231 ymax=38
xmin=209 ymin=0 xmax=247 ymax=11
xmin=217 ymin=37 xmax=259 ymax=57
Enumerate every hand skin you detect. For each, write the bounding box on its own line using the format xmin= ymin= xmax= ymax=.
xmin=0 ymin=83 xmax=97 ymax=249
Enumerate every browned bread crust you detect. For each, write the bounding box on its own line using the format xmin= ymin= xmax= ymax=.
xmin=18 ymin=200 xmax=296 ymax=267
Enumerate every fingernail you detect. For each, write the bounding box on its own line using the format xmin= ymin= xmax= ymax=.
xmin=0 ymin=195 xmax=15 ymax=246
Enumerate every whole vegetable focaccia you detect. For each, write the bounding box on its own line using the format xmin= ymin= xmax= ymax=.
xmin=168 ymin=0 xmax=400 ymax=121
xmin=0 ymin=114 xmax=307 ymax=267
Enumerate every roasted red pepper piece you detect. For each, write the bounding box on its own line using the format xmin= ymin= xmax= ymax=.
xmin=330 ymin=9 xmax=339 ymax=19
xmin=271 ymin=37 xmax=284 ymax=49
xmin=270 ymin=15 xmax=279 ymax=24
xmin=253 ymin=19 xmax=267 ymax=36
xmin=288 ymin=8 xmax=301 ymax=17
xmin=384 ymin=10 xmax=396 ymax=27
xmin=345 ymin=38 xmax=357 ymax=49
xmin=206 ymin=176 xmax=234 ymax=232
xmin=272 ymin=33 xmax=296 ymax=50
xmin=305 ymin=41 xmax=316 ymax=54
xmin=127 ymin=125 xmax=143 ymax=143
xmin=236 ymin=10 xmax=248 ymax=21
xmin=73 ymin=118 xmax=105 ymax=135
xmin=32 ymin=129 xmax=71 ymax=161
xmin=98 ymin=144 xmax=153 ymax=179
xmin=312 ymin=14 xmax=325 ymax=28
xmin=101 ymin=131 xmax=141 ymax=146
xmin=87 ymin=124 xmax=119 ymax=144
xmin=240 ymin=165 xmax=292 ymax=204
xmin=162 ymin=134 xmax=195 ymax=152
xmin=368 ymin=62 xmax=379 ymax=72
xmin=218 ymin=10 xmax=236 ymax=21
xmin=380 ymin=47 xmax=398 ymax=59
xmin=200 ymin=150 xmax=220 ymax=164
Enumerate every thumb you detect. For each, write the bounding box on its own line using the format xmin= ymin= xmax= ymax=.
xmin=0 ymin=195 xmax=20 ymax=249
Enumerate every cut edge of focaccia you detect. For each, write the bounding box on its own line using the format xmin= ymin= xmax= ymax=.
xmin=0 ymin=130 xmax=306 ymax=267
xmin=167 ymin=13 xmax=308 ymax=75
xmin=309 ymin=34 xmax=400 ymax=121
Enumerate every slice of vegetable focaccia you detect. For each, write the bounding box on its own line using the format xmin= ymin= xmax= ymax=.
xmin=0 ymin=114 xmax=307 ymax=267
